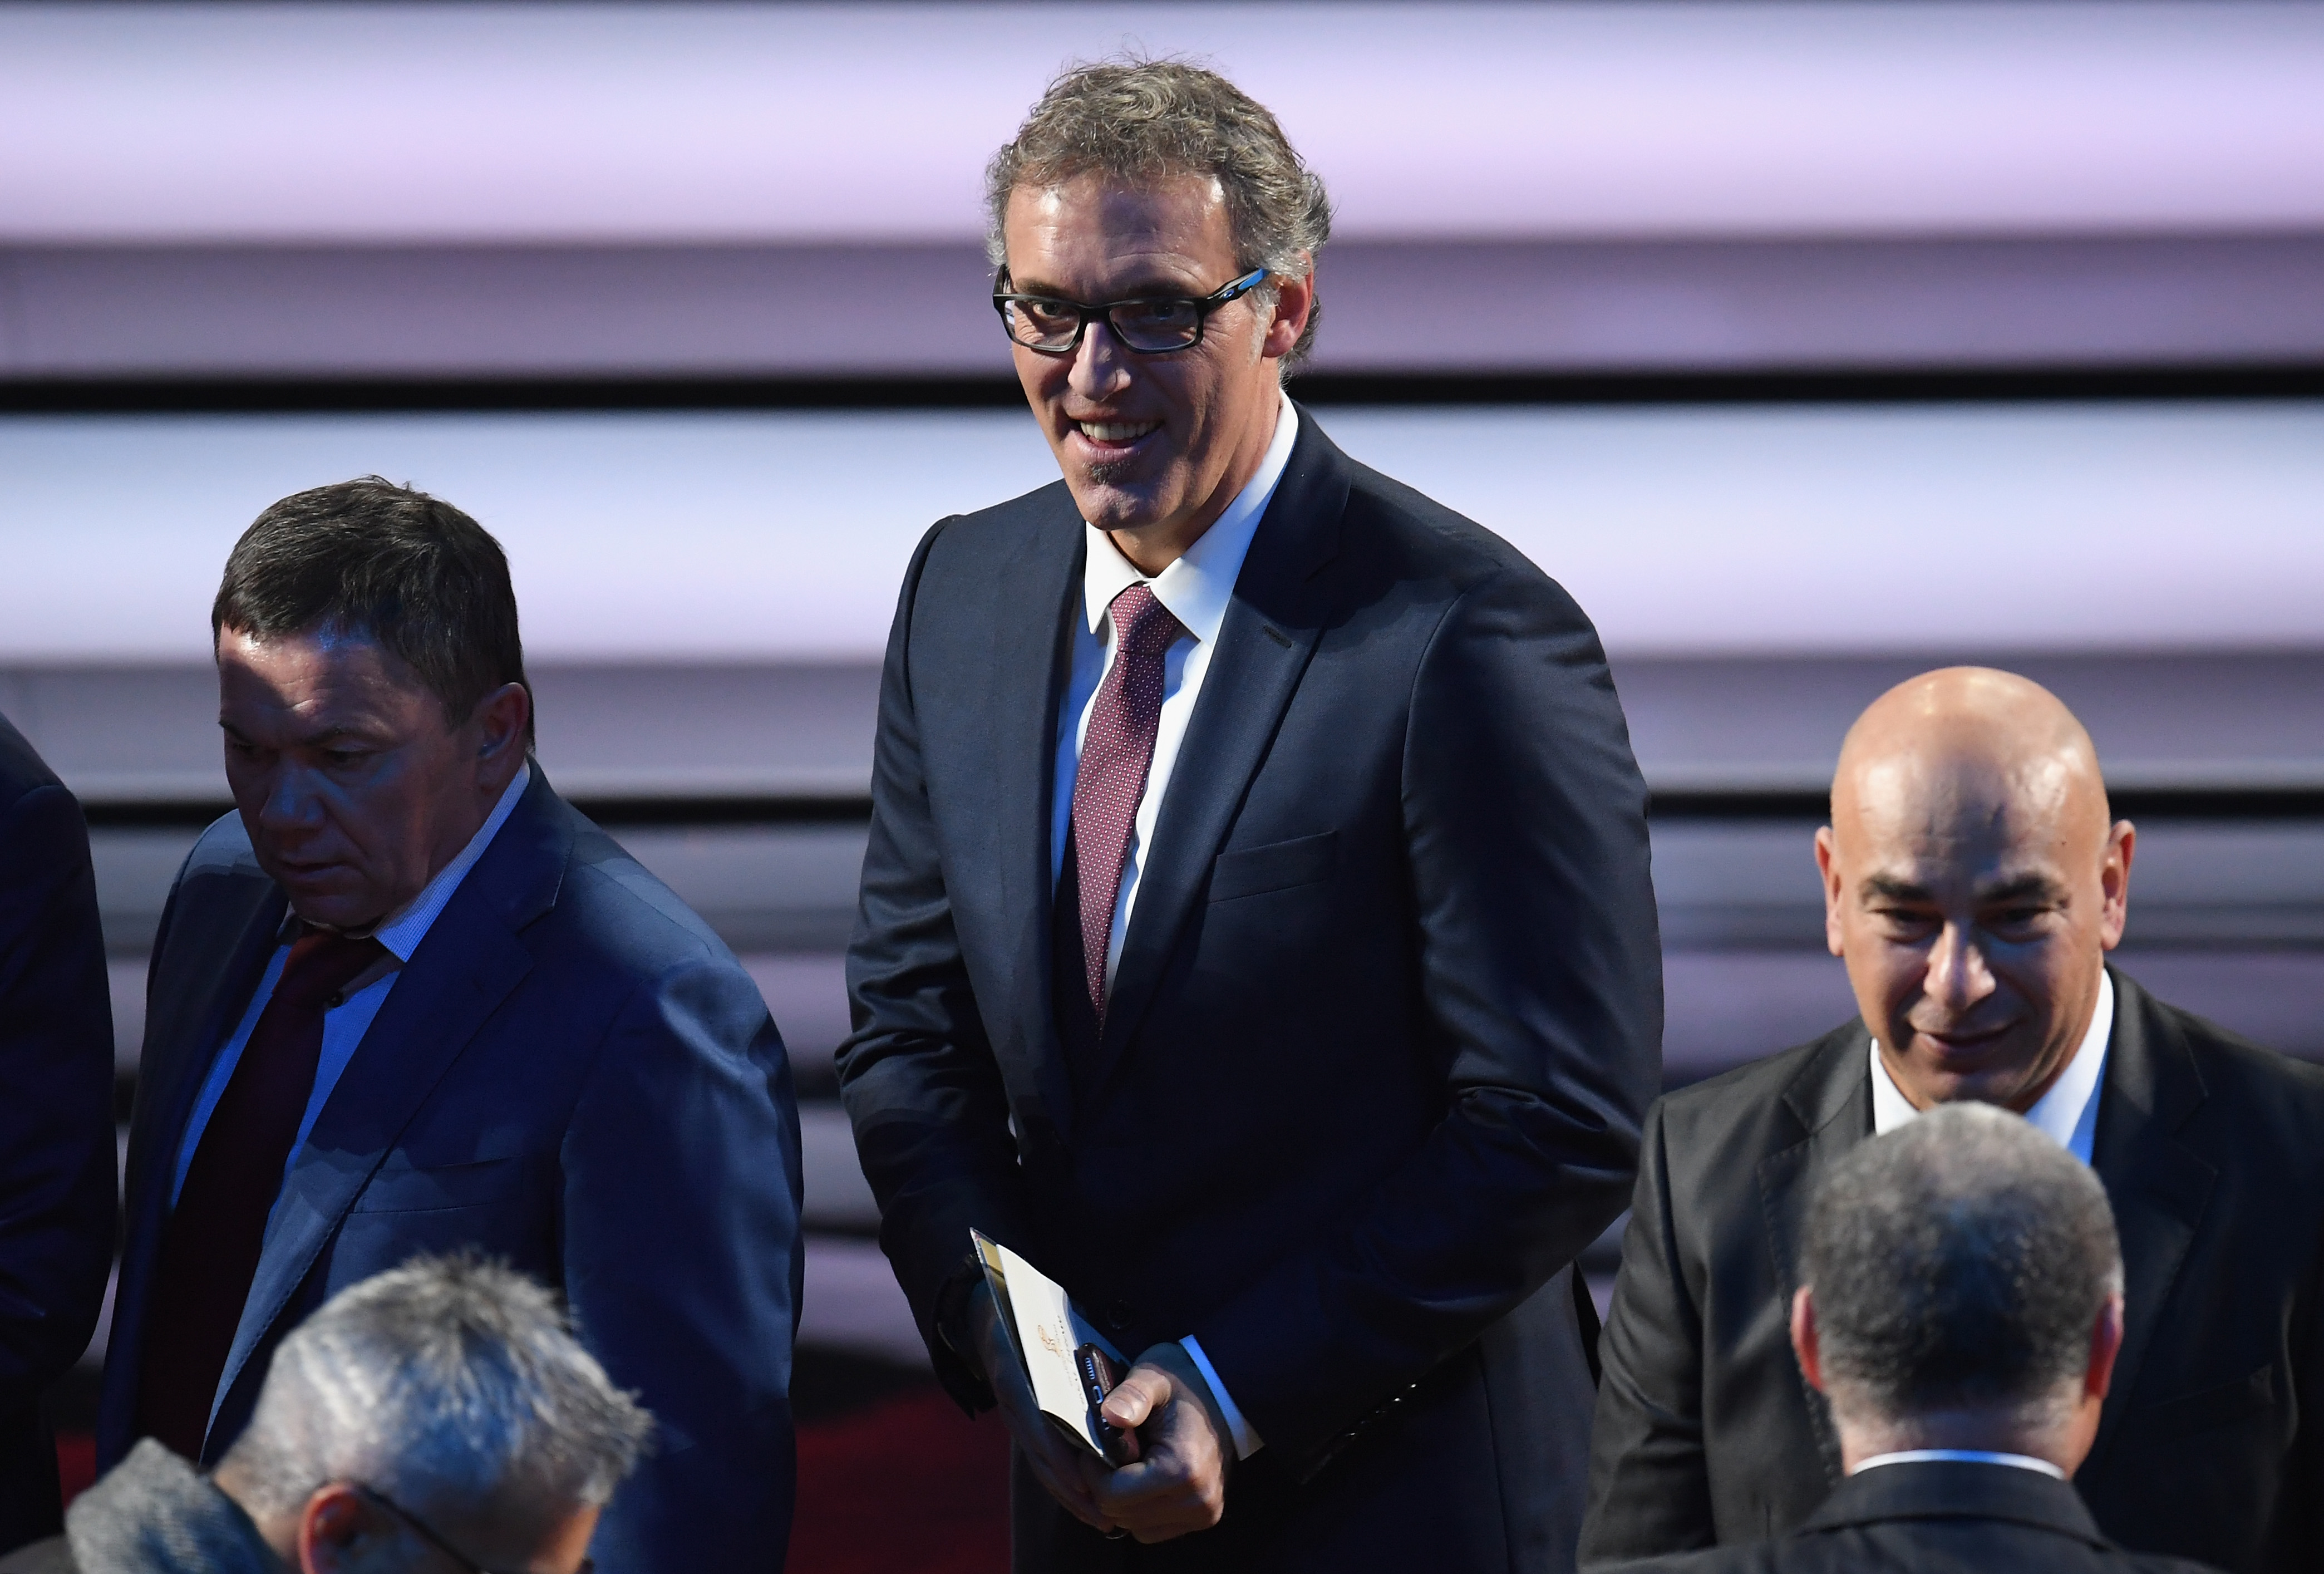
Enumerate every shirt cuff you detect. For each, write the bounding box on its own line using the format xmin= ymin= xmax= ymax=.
xmin=1178 ymin=1336 xmax=1263 ymax=1459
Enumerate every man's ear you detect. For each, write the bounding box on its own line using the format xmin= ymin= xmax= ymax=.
xmin=1814 ymin=827 xmax=1845 ymax=958
xmin=2086 ymin=1291 xmax=2126 ymax=1400
xmin=469 ymin=682 xmax=532 ymax=770
xmin=297 ymin=1484 xmax=376 ymax=1572
xmin=1790 ymin=1286 xmax=1826 ymax=1393
xmin=2099 ymin=820 xmax=2136 ymax=951
xmin=1262 ymin=259 xmax=1314 ymax=361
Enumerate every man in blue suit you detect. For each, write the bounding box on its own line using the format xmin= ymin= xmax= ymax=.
xmin=840 ymin=61 xmax=1663 ymax=1573
xmin=0 ymin=716 xmax=117 ymax=1552
xmin=98 ymin=478 xmax=803 ymax=1572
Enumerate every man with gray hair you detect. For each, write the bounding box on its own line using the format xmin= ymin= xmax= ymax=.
xmin=842 ymin=55 xmax=1660 ymax=1573
xmin=1599 ymin=1103 xmax=2214 ymax=1573
xmin=4 ymin=1253 xmax=649 ymax=1573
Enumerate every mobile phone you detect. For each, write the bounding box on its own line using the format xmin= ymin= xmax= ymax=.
xmin=1075 ymin=1343 xmax=1140 ymax=1467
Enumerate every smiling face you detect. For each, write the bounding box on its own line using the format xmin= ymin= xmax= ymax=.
xmin=1815 ymin=669 xmax=2134 ymax=1113
xmin=217 ymin=624 xmax=529 ymax=932
xmin=1002 ymin=171 xmax=1311 ymax=569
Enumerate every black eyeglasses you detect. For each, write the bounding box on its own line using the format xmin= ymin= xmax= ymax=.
xmin=353 ymin=1483 xmax=593 ymax=1574
xmin=993 ymin=267 xmax=1268 ymax=355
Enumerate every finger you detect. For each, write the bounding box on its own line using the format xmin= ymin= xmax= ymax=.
xmin=1029 ymin=1444 xmax=1113 ymax=1529
xmin=1102 ymin=1363 xmax=1174 ymax=1429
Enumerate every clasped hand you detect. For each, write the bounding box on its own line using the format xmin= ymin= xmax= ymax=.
xmin=969 ymin=1283 xmax=1230 ymax=1543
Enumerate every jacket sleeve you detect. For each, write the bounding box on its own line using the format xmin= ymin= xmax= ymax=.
xmin=1190 ymin=564 xmax=1665 ymax=1477
xmin=1579 ymin=1099 xmax=1720 ymax=1562
xmin=836 ymin=520 xmax=1038 ymax=1412
xmin=559 ymin=956 xmax=804 ymax=1574
xmin=0 ymin=779 xmax=120 ymax=1400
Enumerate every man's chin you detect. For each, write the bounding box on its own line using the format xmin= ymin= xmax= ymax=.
xmin=1065 ymin=468 xmax=1171 ymax=531
xmin=264 ymin=867 xmax=386 ymax=933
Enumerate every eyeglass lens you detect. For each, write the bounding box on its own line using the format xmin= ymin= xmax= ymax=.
xmin=1003 ymin=297 xmax=1206 ymax=353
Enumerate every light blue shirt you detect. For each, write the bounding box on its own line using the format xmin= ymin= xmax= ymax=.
xmin=170 ymin=765 xmax=531 ymax=1207
xmin=1853 ymin=1448 xmax=2066 ymax=1480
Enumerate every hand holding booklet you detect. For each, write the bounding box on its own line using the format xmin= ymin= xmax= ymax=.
xmin=973 ymin=1229 xmax=1140 ymax=1466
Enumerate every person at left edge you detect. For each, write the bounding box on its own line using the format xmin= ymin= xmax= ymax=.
xmin=93 ymin=478 xmax=804 ymax=1573
xmin=0 ymin=714 xmax=117 ymax=1553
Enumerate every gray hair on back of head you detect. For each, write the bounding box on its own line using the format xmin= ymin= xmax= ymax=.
xmin=1804 ymin=1101 xmax=2123 ymax=1438
xmin=985 ymin=56 xmax=1334 ymax=365
xmin=219 ymin=1255 xmax=651 ymax=1533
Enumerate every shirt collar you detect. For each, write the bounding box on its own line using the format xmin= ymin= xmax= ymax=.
xmin=1081 ymin=392 xmax=1298 ymax=646
xmin=1852 ymin=1448 xmax=2066 ymax=1481
xmin=363 ymin=764 xmax=531 ymax=962
xmin=1869 ymin=968 xmax=2115 ymax=1165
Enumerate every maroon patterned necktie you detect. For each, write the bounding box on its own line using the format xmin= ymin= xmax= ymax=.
xmin=1068 ymin=583 xmax=1185 ymax=1025
xmin=135 ymin=924 xmax=384 ymax=1460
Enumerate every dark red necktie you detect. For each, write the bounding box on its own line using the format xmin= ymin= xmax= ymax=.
xmin=136 ymin=926 xmax=383 ymax=1459
xmin=1067 ymin=583 xmax=1184 ymax=1025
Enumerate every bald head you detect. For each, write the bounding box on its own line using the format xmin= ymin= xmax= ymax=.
xmin=1816 ymin=668 xmax=2134 ymax=1114
xmin=1835 ymin=668 xmax=2110 ymax=855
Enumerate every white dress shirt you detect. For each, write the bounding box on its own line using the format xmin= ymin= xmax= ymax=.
xmin=170 ymin=765 xmax=531 ymax=1208
xmin=1050 ymin=393 xmax=1298 ymax=988
xmin=1047 ymin=394 xmax=1297 ymax=1461
xmin=1852 ymin=1448 xmax=2066 ymax=1480
xmin=1869 ymin=968 xmax=2113 ymax=1165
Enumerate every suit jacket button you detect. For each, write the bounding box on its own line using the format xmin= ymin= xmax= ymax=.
xmin=1105 ymin=1300 xmax=1136 ymax=1333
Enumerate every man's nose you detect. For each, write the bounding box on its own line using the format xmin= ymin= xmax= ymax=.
xmin=255 ymin=765 xmax=327 ymax=833
xmin=1925 ymin=922 xmax=1997 ymax=1011
xmin=1067 ymin=319 xmax=1134 ymax=399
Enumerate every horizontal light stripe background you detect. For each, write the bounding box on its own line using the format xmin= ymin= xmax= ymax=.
xmin=5 ymin=401 xmax=2319 ymax=663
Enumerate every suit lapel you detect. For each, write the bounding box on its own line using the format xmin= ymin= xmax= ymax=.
xmin=1088 ymin=411 xmax=1350 ymax=1094
xmin=1756 ymin=1025 xmax=1877 ymax=1487
xmin=2085 ymin=967 xmax=2215 ymax=1463
xmin=990 ymin=499 xmax=1086 ymax=1147
xmin=210 ymin=770 xmax=572 ymax=1425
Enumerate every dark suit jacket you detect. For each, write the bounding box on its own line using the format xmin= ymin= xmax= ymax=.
xmin=0 ymin=717 xmax=117 ymax=1553
xmin=1598 ymin=1459 xmax=2220 ymax=1574
xmin=841 ymin=409 xmax=1664 ymax=1572
xmin=99 ymin=769 xmax=804 ymax=1573
xmin=1583 ymin=967 xmax=2324 ymax=1573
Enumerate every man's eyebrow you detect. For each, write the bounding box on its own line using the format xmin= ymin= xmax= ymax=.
xmin=1008 ymin=275 xmax=1194 ymax=301
xmin=1859 ymin=875 xmax=1932 ymax=904
xmin=1976 ymin=872 xmax=2067 ymax=906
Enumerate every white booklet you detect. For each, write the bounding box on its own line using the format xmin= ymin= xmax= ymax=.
xmin=972 ymin=1228 xmax=1131 ymax=1461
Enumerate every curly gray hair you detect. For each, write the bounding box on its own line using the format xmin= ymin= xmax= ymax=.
xmin=1805 ymin=1102 xmax=2123 ymax=1442
xmin=986 ymin=57 xmax=1333 ymax=365
xmin=218 ymin=1255 xmax=652 ymax=1537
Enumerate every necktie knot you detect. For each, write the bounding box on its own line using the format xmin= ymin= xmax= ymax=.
xmin=1109 ymin=583 xmax=1182 ymax=662
xmin=275 ymin=926 xmax=387 ymax=1011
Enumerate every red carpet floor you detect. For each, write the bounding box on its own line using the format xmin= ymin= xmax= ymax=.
xmin=792 ymin=1388 xmax=1011 ymax=1573
xmin=58 ymin=1387 xmax=1011 ymax=1573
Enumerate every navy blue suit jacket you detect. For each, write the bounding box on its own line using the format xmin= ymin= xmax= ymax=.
xmin=100 ymin=769 xmax=803 ymax=1572
xmin=0 ymin=716 xmax=117 ymax=1552
xmin=841 ymin=410 xmax=1664 ymax=1572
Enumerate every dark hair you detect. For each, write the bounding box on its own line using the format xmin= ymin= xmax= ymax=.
xmin=1804 ymin=1102 xmax=2121 ymax=1432
xmin=987 ymin=57 xmax=1333 ymax=366
xmin=213 ymin=477 xmax=531 ymax=743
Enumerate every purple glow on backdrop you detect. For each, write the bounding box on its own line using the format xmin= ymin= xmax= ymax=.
xmin=4 ymin=3 xmax=2322 ymax=244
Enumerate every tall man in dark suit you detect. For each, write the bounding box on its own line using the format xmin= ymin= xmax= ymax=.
xmin=840 ymin=60 xmax=1663 ymax=1573
xmin=1584 ymin=668 xmax=2324 ymax=1572
xmin=1601 ymin=1103 xmax=2218 ymax=1574
xmin=99 ymin=479 xmax=804 ymax=1572
xmin=0 ymin=717 xmax=118 ymax=1552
